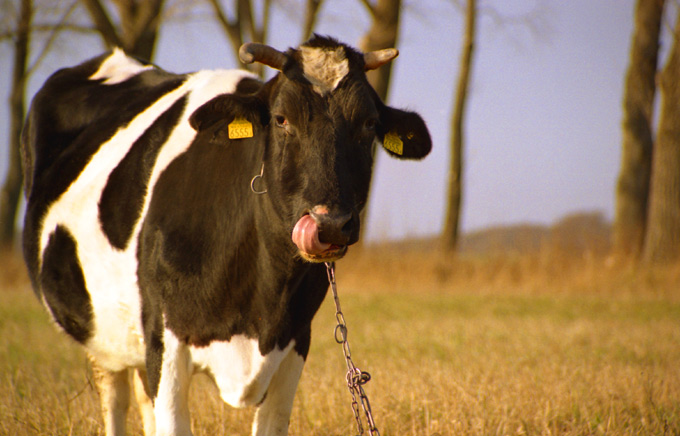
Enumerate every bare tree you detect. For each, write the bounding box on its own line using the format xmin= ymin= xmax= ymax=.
xmin=80 ymin=0 xmax=165 ymax=60
xmin=208 ymin=0 xmax=268 ymax=62
xmin=643 ymin=6 xmax=680 ymax=263
xmin=442 ymin=0 xmax=476 ymax=250
xmin=0 ymin=0 xmax=32 ymax=250
xmin=614 ymin=0 xmax=665 ymax=261
xmin=209 ymin=0 xmax=274 ymax=77
xmin=440 ymin=1 xmax=549 ymax=251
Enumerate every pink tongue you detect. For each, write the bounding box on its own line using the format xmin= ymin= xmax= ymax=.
xmin=292 ymin=215 xmax=331 ymax=255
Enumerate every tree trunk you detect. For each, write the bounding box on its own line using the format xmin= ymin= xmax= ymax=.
xmin=359 ymin=0 xmax=401 ymax=101
xmin=117 ymin=0 xmax=165 ymax=60
xmin=302 ymin=0 xmax=322 ymax=41
xmin=643 ymin=8 xmax=680 ymax=264
xmin=81 ymin=0 xmax=165 ymax=60
xmin=0 ymin=0 xmax=32 ymax=250
xmin=613 ymin=0 xmax=664 ymax=261
xmin=442 ymin=0 xmax=476 ymax=251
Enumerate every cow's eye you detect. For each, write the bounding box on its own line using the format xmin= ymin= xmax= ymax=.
xmin=364 ymin=118 xmax=377 ymax=132
xmin=274 ymin=115 xmax=288 ymax=128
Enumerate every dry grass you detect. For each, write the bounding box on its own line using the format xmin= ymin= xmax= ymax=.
xmin=1 ymin=245 xmax=679 ymax=435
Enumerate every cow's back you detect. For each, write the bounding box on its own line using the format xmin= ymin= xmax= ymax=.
xmin=22 ymin=50 xmax=184 ymax=200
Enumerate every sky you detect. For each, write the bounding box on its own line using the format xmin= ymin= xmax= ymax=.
xmin=0 ymin=0 xmax=639 ymax=242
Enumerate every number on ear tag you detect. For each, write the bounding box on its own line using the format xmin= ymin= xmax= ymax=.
xmin=383 ymin=131 xmax=403 ymax=155
xmin=228 ymin=117 xmax=254 ymax=139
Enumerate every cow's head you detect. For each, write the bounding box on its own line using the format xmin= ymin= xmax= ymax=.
xmin=191 ymin=35 xmax=431 ymax=262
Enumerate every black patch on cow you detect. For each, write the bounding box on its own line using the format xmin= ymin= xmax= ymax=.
xmin=286 ymin=264 xmax=329 ymax=358
xmin=235 ymin=77 xmax=263 ymax=95
xmin=99 ymin=95 xmax=188 ymax=250
xmin=39 ymin=225 xmax=94 ymax=344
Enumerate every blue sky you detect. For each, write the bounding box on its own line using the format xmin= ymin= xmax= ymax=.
xmin=0 ymin=0 xmax=637 ymax=241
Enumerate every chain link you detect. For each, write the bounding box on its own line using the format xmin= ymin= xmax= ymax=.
xmin=326 ymin=262 xmax=381 ymax=436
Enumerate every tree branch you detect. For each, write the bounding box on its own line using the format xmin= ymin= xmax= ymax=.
xmin=0 ymin=23 xmax=96 ymax=41
xmin=28 ymin=0 xmax=79 ymax=76
xmin=478 ymin=3 xmax=552 ymax=41
xmin=209 ymin=0 xmax=243 ymax=57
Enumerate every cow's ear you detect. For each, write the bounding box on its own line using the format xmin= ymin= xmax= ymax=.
xmin=189 ymin=94 xmax=268 ymax=143
xmin=377 ymin=106 xmax=432 ymax=160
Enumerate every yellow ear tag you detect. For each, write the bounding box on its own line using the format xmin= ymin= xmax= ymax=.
xmin=228 ymin=117 xmax=254 ymax=139
xmin=383 ymin=131 xmax=403 ymax=155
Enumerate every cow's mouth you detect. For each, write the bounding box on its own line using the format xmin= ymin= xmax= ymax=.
xmin=292 ymin=213 xmax=348 ymax=262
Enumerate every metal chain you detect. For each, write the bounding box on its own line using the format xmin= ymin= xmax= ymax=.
xmin=325 ymin=262 xmax=381 ymax=436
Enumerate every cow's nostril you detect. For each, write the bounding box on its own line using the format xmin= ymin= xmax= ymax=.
xmin=310 ymin=209 xmax=355 ymax=246
xmin=340 ymin=215 xmax=353 ymax=238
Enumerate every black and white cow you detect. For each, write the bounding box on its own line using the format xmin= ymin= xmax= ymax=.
xmin=21 ymin=35 xmax=431 ymax=436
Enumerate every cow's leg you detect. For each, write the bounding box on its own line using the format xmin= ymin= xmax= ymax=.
xmin=154 ymin=328 xmax=193 ymax=436
xmin=91 ymin=358 xmax=130 ymax=436
xmin=251 ymin=350 xmax=305 ymax=436
xmin=133 ymin=367 xmax=156 ymax=436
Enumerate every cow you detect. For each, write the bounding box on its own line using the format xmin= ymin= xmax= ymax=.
xmin=21 ymin=35 xmax=431 ymax=436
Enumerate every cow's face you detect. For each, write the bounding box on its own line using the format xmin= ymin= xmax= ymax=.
xmin=191 ymin=36 xmax=431 ymax=262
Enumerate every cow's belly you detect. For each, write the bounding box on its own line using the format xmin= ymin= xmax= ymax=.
xmin=190 ymin=336 xmax=297 ymax=408
xmin=86 ymin=305 xmax=146 ymax=370
xmin=85 ymin=274 xmax=146 ymax=370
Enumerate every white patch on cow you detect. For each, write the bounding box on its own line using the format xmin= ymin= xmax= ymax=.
xmin=299 ymin=46 xmax=349 ymax=95
xmin=89 ymin=47 xmax=154 ymax=85
xmin=191 ymin=336 xmax=297 ymax=408
xmin=155 ymin=327 xmax=193 ymax=436
xmin=38 ymin=54 xmax=256 ymax=373
xmin=252 ymin=350 xmax=305 ymax=436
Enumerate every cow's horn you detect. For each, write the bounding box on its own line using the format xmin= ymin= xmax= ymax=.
xmin=239 ymin=43 xmax=287 ymax=70
xmin=363 ymin=48 xmax=399 ymax=71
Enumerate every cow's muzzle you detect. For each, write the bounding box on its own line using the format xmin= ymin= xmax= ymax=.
xmin=292 ymin=206 xmax=358 ymax=262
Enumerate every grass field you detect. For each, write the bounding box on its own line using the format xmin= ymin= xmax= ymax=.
xmin=1 ymin=247 xmax=679 ymax=435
